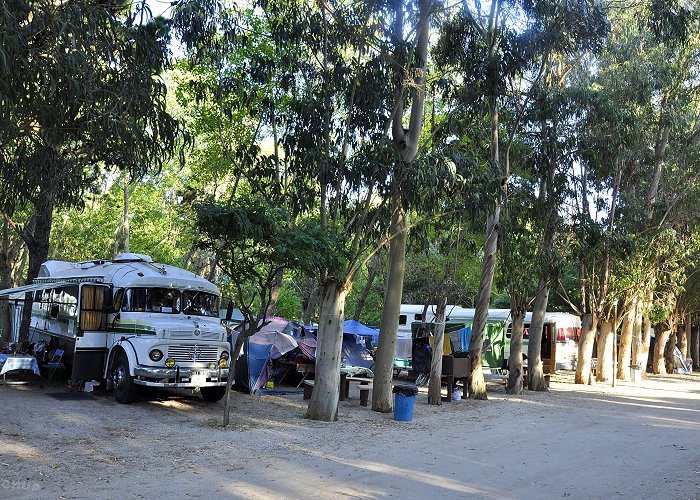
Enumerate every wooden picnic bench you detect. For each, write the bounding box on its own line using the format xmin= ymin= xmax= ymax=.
xmin=345 ymin=376 xmax=373 ymax=406
xmin=304 ymin=377 xmax=373 ymax=406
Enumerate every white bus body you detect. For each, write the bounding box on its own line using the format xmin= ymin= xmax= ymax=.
xmin=1 ymin=253 xmax=230 ymax=403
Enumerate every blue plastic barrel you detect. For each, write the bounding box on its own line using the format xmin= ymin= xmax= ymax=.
xmin=393 ymin=384 xmax=418 ymax=421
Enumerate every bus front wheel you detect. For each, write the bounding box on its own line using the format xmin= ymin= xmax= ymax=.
xmin=112 ymin=352 xmax=139 ymax=404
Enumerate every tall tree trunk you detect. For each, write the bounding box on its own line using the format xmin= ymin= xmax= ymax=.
xmin=427 ymin=297 xmax=448 ymax=405
xmin=678 ymin=315 xmax=690 ymax=360
xmin=19 ymin=198 xmax=54 ymax=344
xmin=468 ymin=205 xmax=500 ymax=400
xmin=528 ymin=278 xmax=550 ymax=391
xmin=353 ymin=253 xmax=380 ymax=321
xmin=266 ymin=269 xmax=284 ymax=317
xmin=307 ymin=280 xmax=347 ymax=421
xmin=123 ymin=177 xmax=130 ymax=253
xmin=0 ymin=218 xmax=15 ymax=344
xmin=222 ymin=327 xmax=247 ymax=427
xmin=630 ymin=296 xmax=643 ymax=366
xmin=653 ymin=324 xmax=671 ymax=375
xmin=616 ymin=298 xmax=635 ymax=380
xmin=596 ymin=321 xmax=614 ymax=382
xmin=575 ymin=313 xmax=597 ymax=384
xmin=372 ymin=201 xmax=407 ymax=413
xmin=303 ymin=284 xmax=320 ymax=325
xmin=690 ymin=324 xmax=699 ymax=371
xmin=637 ymin=313 xmax=653 ymax=375
xmin=506 ymin=308 xmax=525 ymax=394
xmin=664 ymin=324 xmax=679 ymax=374
xmin=372 ymin=0 xmax=430 ymax=413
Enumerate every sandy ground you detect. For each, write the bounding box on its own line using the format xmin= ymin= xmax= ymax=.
xmin=1 ymin=371 xmax=699 ymax=500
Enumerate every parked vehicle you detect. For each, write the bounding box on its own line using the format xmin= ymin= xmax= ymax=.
xmin=0 ymin=253 xmax=230 ymax=403
xmin=409 ymin=306 xmax=581 ymax=373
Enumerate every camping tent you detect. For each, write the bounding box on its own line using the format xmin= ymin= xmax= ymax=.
xmin=296 ymin=321 xmax=375 ymax=369
xmin=233 ymin=317 xmax=299 ymax=394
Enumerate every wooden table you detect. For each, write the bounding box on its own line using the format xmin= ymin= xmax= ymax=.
xmin=345 ymin=376 xmax=373 ymax=406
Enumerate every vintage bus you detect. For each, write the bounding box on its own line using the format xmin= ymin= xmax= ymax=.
xmin=0 ymin=253 xmax=230 ymax=403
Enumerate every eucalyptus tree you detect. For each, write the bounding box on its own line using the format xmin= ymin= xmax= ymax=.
xmin=497 ymin=183 xmax=541 ymax=394
xmin=195 ymin=197 xmax=341 ymax=425
xmin=434 ymin=0 xmax=608 ymax=398
xmin=49 ymin=167 xmax=190 ymax=266
xmin=372 ymin=0 xmax=435 ymax=414
xmin=571 ymin=1 xmax=700 ymax=383
xmin=0 ymin=1 xmax=180 ymax=284
xmin=0 ymin=1 xmax=181 ymax=342
xmin=172 ymin=0 xmax=400 ymax=420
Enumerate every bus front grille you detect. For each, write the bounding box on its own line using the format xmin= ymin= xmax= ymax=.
xmin=170 ymin=329 xmax=220 ymax=341
xmin=167 ymin=345 xmax=219 ymax=363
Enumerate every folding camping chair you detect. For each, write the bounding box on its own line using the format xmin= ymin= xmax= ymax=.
xmin=45 ymin=349 xmax=65 ymax=381
xmin=295 ymin=360 xmax=315 ymax=388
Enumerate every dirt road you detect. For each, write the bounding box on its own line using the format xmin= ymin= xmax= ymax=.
xmin=1 ymin=372 xmax=699 ymax=499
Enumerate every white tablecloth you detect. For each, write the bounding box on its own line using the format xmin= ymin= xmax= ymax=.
xmin=0 ymin=354 xmax=41 ymax=376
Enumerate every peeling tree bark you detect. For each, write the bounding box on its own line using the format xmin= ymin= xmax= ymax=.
xmin=616 ymin=298 xmax=635 ymax=381
xmin=506 ymin=308 xmax=525 ymax=394
xmin=653 ymin=325 xmax=671 ymax=375
xmin=373 ymin=199 xmax=407 ymax=413
xmin=307 ymin=281 xmax=347 ymax=421
xmin=596 ymin=321 xmax=614 ymax=382
xmin=468 ymin=206 xmax=499 ymax=400
xmin=575 ymin=313 xmax=597 ymax=384
xmin=427 ymin=297 xmax=447 ymax=404
xmin=528 ymin=278 xmax=550 ymax=391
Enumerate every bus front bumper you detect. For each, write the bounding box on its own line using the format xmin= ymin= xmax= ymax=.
xmin=133 ymin=366 xmax=229 ymax=388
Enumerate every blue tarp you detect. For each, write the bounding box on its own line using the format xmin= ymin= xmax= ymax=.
xmin=459 ymin=327 xmax=472 ymax=352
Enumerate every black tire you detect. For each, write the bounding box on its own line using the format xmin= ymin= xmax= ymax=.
xmin=200 ymin=386 xmax=226 ymax=402
xmin=112 ymin=352 xmax=139 ymax=404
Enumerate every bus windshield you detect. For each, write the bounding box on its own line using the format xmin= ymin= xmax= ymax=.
xmin=122 ymin=288 xmax=181 ymax=314
xmin=182 ymin=291 xmax=219 ymax=317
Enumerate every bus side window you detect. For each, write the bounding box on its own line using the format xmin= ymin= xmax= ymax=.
xmin=113 ymin=289 xmax=124 ymax=312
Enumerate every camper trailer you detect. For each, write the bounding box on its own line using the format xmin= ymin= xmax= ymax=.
xmin=0 ymin=253 xmax=230 ymax=403
xmin=410 ymin=307 xmax=581 ymax=373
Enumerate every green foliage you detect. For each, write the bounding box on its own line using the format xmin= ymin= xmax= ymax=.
xmin=195 ymin=195 xmax=345 ymax=316
xmin=50 ymin=169 xmax=189 ymax=265
xmin=274 ymin=283 xmax=304 ymax=321
xmin=0 ymin=1 xmax=181 ymax=211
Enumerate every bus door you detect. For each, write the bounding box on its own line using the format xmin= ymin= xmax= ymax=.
xmin=72 ymin=284 xmax=111 ymax=380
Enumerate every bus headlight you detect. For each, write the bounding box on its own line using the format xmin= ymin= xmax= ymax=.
xmin=149 ymin=349 xmax=163 ymax=362
xmin=164 ymin=357 xmax=176 ymax=368
xmin=220 ymin=351 xmax=229 ymax=361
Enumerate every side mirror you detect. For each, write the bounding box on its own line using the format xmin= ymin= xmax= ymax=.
xmin=226 ymin=300 xmax=234 ymax=321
